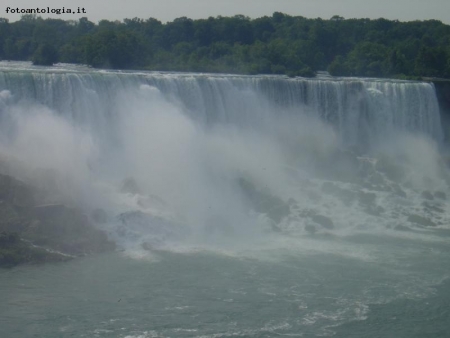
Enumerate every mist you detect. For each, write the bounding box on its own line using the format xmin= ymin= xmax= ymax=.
xmin=0 ymin=67 xmax=448 ymax=255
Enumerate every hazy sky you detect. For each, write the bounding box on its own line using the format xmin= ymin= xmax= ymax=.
xmin=3 ymin=0 xmax=450 ymax=24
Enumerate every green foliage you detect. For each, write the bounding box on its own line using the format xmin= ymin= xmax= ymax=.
xmin=328 ymin=56 xmax=351 ymax=76
xmin=32 ymin=43 xmax=57 ymax=65
xmin=1 ymin=14 xmax=450 ymax=78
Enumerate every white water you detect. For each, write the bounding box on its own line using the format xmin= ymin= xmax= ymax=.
xmin=1 ymin=62 xmax=450 ymax=337
xmin=0 ymin=61 xmax=447 ymax=253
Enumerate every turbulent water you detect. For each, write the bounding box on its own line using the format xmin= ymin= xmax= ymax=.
xmin=0 ymin=61 xmax=449 ymax=337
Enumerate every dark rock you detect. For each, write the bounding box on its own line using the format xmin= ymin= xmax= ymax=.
xmin=394 ymin=224 xmax=411 ymax=231
xmin=322 ymin=182 xmax=339 ymax=194
xmin=311 ymin=214 xmax=334 ymax=229
xmin=0 ymin=174 xmax=35 ymax=207
xmin=358 ymin=191 xmax=376 ymax=205
xmin=421 ymin=191 xmax=434 ymax=200
xmin=0 ymin=231 xmax=19 ymax=245
xmin=434 ymin=191 xmax=447 ymax=200
xmin=204 ymin=214 xmax=234 ymax=237
xmin=91 ymin=208 xmax=108 ymax=224
xmin=306 ymin=190 xmax=321 ymax=201
xmin=369 ymin=173 xmax=385 ymax=185
xmin=358 ymin=159 xmax=376 ymax=178
xmin=116 ymin=211 xmax=188 ymax=249
xmin=24 ymin=204 xmax=115 ymax=256
xmin=120 ymin=177 xmax=140 ymax=194
xmin=363 ymin=182 xmax=391 ymax=192
xmin=141 ymin=242 xmax=154 ymax=251
xmin=287 ymin=198 xmax=297 ymax=206
xmin=299 ymin=208 xmax=315 ymax=218
xmin=331 ymin=150 xmax=360 ymax=182
xmin=364 ymin=205 xmax=385 ymax=217
xmin=305 ymin=224 xmax=317 ymax=234
xmin=375 ymin=155 xmax=406 ymax=182
xmin=407 ymin=214 xmax=437 ymax=227
xmin=0 ymin=203 xmax=30 ymax=233
xmin=321 ymin=182 xmax=355 ymax=204
xmin=0 ymin=231 xmax=71 ymax=268
xmin=422 ymin=201 xmax=444 ymax=213
xmin=391 ymin=184 xmax=407 ymax=198
xmin=270 ymin=223 xmax=282 ymax=232
xmin=339 ymin=189 xmax=356 ymax=204
xmin=238 ymin=178 xmax=290 ymax=224
xmin=0 ymin=173 xmax=115 ymax=268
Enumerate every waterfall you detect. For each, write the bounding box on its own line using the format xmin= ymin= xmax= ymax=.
xmin=0 ymin=62 xmax=447 ymax=249
xmin=0 ymin=63 xmax=443 ymax=148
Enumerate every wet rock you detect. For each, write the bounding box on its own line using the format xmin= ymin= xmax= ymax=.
xmin=287 ymin=198 xmax=297 ymax=206
xmin=270 ymin=223 xmax=282 ymax=233
xmin=305 ymin=224 xmax=317 ymax=234
xmin=364 ymin=205 xmax=385 ymax=217
xmin=407 ymin=214 xmax=437 ymax=227
xmin=339 ymin=189 xmax=357 ymax=204
xmin=363 ymin=182 xmax=390 ymax=192
xmin=0 ymin=231 xmax=19 ymax=245
xmin=375 ymin=155 xmax=406 ymax=182
xmin=0 ymin=231 xmax=71 ymax=268
xmin=358 ymin=158 xmax=376 ymax=178
xmin=391 ymin=184 xmax=407 ymax=198
xmin=204 ymin=214 xmax=235 ymax=237
xmin=91 ymin=208 xmax=108 ymax=224
xmin=0 ymin=174 xmax=35 ymax=207
xmin=299 ymin=208 xmax=316 ymax=218
xmin=141 ymin=242 xmax=154 ymax=251
xmin=422 ymin=202 xmax=444 ymax=213
xmin=321 ymin=182 xmax=339 ymax=194
xmin=120 ymin=177 xmax=140 ymax=194
xmin=421 ymin=191 xmax=434 ymax=200
xmin=238 ymin=178 xmax=290 ymax=224
xmin=31 ymin=168 xmax=60 ymax=197
xmin=321 ymin=182 xmax=355 ymax=204
xmin=394 ymin=224 xmax=411 ymax=231
xmin=116 ymin=211 xmax=188 ymax=248
xmin=307 ymin=190 xmax=321 ymax=202
xmin=311 ymin=214 xmax=334 ymax=229
xmin=369 ymin=172 xmax=385 ymax=185
xmin=26 ymin=204 xmax=116 ymax=256
xmin=358 ymin=191 xmax=376 ymax=205
xmin=434 ymin=191 xmax=447 ymax=200
xmin=0 ymin=174 xmax=115 ymax=268
xmin=0 ymin=203 xmax=30 ymax=233
xmin=315 ymin=149 xmax=360 ymax=183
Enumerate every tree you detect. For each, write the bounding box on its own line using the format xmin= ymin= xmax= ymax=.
xmin=1 ymin=14 xmax=450 ymax=78
xmin=32 ymin=43 xmax=57 ymax=65
xmin=328 ymin=55 xmax=350 ymax=76
xmin=415 ymin=46 xmax=448 ymax=77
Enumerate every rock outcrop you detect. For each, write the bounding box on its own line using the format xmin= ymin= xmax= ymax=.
xmin=311 ymin=214 xmax=334 ymax=229
xmin=238 ymin=178 xmax=290 ymax=224
xmin=407 ymin=214 xmax=437 ymax=227
xmin=0 ymin=174 xmax=115 ymax=267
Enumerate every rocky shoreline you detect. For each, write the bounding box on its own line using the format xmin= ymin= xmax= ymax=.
xmin=0 ymin=173 xmax=115 ymax=268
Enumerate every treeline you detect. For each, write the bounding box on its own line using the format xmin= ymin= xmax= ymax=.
xmin=1 ymin=13 xmax=450 ymax=78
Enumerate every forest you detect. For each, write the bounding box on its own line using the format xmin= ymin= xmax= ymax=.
xmin=0 ymin=13 xmax=450 ymax=78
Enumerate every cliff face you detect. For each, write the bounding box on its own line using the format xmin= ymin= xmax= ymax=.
xmin=431 ymin=80 xmax=450 ymax=142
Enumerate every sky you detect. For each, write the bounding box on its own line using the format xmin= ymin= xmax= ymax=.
xmin=3 ymin=0 xmax=450 ymax=24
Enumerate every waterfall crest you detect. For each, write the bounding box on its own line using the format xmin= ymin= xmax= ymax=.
xmin=0 ymin=63 xmax=443 ymax=146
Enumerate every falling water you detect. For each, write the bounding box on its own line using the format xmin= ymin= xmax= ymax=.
xmin=0 ymin=62 xmax=449 ymax=338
